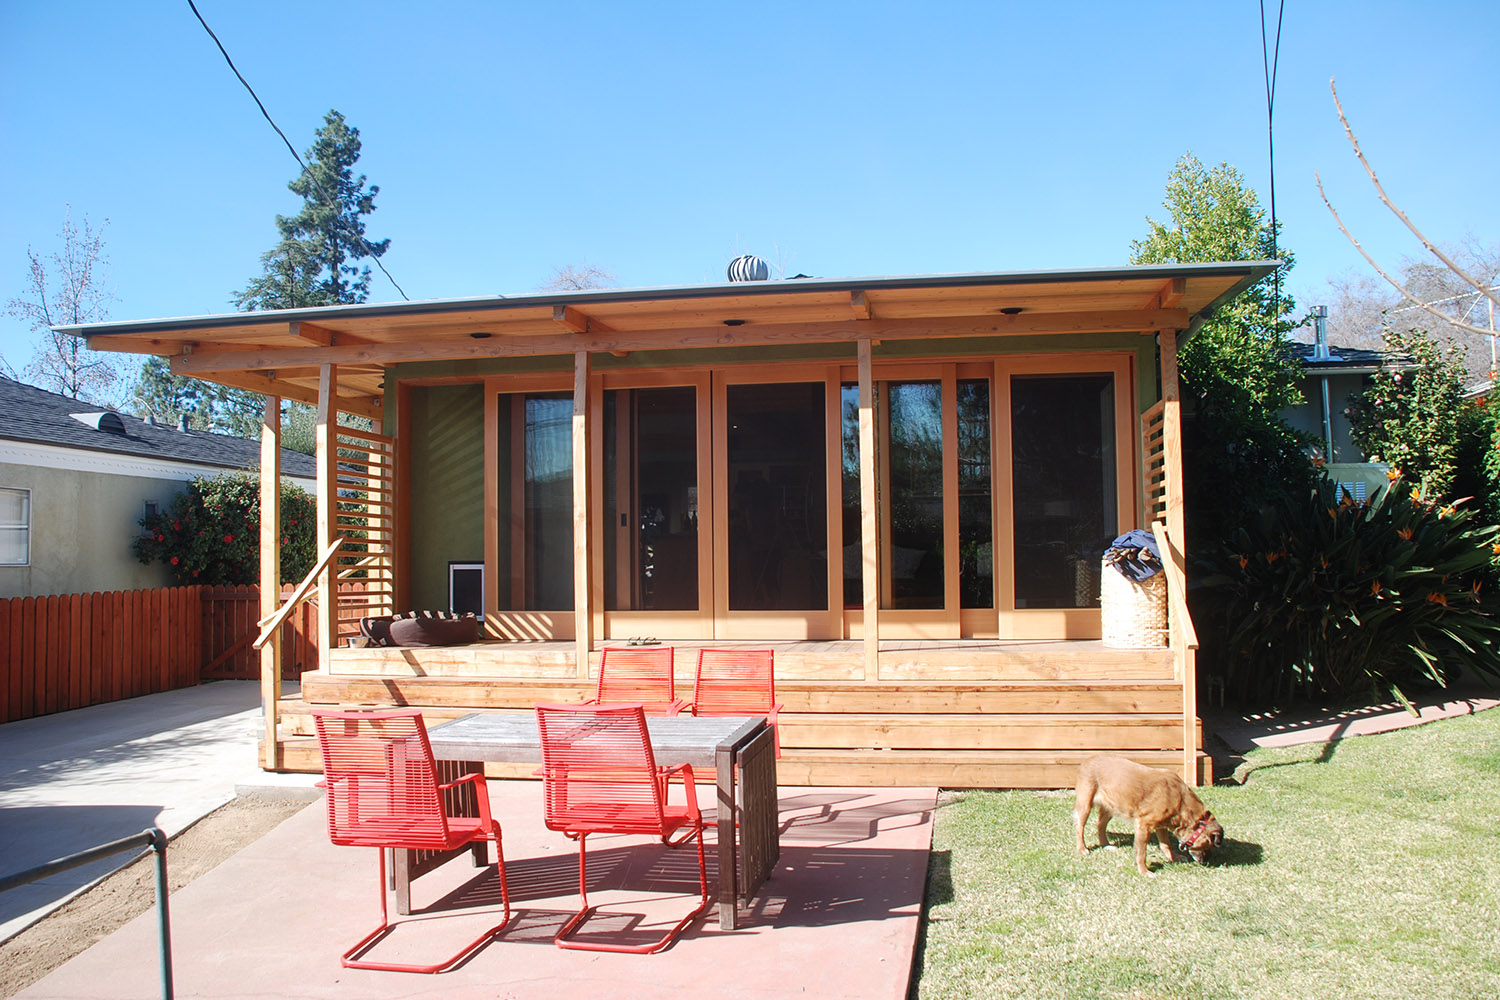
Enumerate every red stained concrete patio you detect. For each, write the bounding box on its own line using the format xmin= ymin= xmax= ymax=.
xmin=14 ymin=780 xmax=935 ymax=1000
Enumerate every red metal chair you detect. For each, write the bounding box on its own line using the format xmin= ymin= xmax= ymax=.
xmin=691 ymin=648 xmax=782 ymax=757
xmin=312 ymin=708 xmax=512 ymax=973
xmin=584 ymin=646 xmax=686 ymax=715
xmin=534 ymin=703 xmax=709 ymax=954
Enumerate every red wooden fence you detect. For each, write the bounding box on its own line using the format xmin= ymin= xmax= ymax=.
xmin=0 ymin=583 xmax=328 ymax=723
xmin=2 ymin=587 xmax=203 ymax=724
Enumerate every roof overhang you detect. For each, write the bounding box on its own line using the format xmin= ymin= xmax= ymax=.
xmin=59 ymin=261 xmax=1276 ymax=414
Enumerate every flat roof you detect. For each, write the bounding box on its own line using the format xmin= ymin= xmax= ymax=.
xmin=62 ymin=261 xmax=1277 ymax=411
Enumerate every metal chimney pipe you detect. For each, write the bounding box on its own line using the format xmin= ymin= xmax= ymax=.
xmin=1312 ymin=305 xmax=1330 ymax=361
xmin=1311 ymin=306 xmax=1334 ymax=461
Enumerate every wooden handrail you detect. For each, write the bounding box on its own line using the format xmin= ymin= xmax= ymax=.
xmin=1150 ymin=521 xmax=1197 ymax=650
xmin=253 ymin=535 xmax=346 ymax=649
xmin=1152 ymin=520 xmax=1200 ymax=787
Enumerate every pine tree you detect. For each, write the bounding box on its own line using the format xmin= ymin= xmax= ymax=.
xmin=235 ymin=110 xmax=390 ymax=309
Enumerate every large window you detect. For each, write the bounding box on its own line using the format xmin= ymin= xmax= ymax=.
xmin=1010 ymin=374 xmax=1117 ymax=609
xmin=725 ymin=382 xmax=828 ymax=611
xmin=0 ymin=488 xmax=29 ymax=566
xmin=604 ymin=386 xmax=699 ymax=611
xmin=494 ymin=391 xmax=574 ymax=610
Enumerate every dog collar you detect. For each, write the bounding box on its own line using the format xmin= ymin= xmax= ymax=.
xmin=1179 ymin=812 xmax=1214 ymax=852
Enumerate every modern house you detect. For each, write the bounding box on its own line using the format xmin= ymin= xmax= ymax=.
xmin=63 ymin=261 xmax=1276 ymax=787
xmin=0 ymin=375 xmax=316 ymax=598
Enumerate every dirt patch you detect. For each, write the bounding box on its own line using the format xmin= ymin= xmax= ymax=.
xmin=0 ymin=792 xmax=313 ymax=998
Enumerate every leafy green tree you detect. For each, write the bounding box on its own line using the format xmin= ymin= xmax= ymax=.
xmin=1130 ymin=153 xmax=1314 ymax=553
xmin=1347 ymin=327 xmax=1469 ymax=496
xmin=134 ymin=472 xmax=316 ymax=585
xmin=234 ymin=110 xmax=390 ymax=310
xmin=129 ymin=356 xmax=266 ymax=437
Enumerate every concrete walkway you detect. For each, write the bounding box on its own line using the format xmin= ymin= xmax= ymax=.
xmin=2 ymin=682 xmax=934 ymax=1000
xmin=0 ymin=681 xmax=315 ymax=943
xmin=1206 ymin=673 xmax=1499 ymax=753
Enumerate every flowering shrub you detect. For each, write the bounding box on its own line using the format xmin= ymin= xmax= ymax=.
xmin=1218 ymin=470 xmax=1500 ymax=708
xmin=134 ymin=472 xmax=316 ymax=585
xmin=1347 ymin=327 xmax=1468 ymax=496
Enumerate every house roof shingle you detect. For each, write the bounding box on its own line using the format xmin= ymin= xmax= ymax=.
xmin=0 ymin=375 xmax=317 ymax=478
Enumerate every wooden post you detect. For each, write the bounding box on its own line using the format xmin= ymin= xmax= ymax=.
xmin=858 ymin=339 xmax=879 ymax=679
xmin=259 ymin=395 xmax=282 ymax=769
xmin=572 ymin=350 xmax=593 ymax=676
xmin=316 ymin=365 xmax=337 ymax=669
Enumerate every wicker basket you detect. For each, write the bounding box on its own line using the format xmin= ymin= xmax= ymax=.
xmin=1100 ymin=558 xmax=1168 ymax=648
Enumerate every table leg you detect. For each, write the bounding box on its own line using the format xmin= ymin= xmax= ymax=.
xmin=716 ymin=742 xmax=738 ymax=930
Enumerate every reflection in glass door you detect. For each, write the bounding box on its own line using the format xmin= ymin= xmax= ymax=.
xmin=884 ymin=381 xmax=943 ymax=609
xmin=604 ymin=386 xmax=699 ymax=611
xmin=494 ymin=392 xmax=573 ymax=610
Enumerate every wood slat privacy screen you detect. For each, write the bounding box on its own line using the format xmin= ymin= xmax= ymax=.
xmin=331 ymin=425 xmax=396 ymax=640
xmin=1140 ymin=401 xmax=1167 ymax=526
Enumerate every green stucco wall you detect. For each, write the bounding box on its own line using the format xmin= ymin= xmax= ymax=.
xmin=405 ymin=384 xmax=487 ymax=611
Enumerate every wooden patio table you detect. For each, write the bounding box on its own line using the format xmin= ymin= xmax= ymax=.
xmin=405 ymin=711 xmax=779 ymax=931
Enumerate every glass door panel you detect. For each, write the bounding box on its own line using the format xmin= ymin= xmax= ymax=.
xmin=884 ymin=381 xmax=943 ymax=609
xmin=957 ymin=378 xmax=993 ymax=608
xmin=1010 ymin=374 xmax=1116 ymax=609
xmin=495 ymin=391 xmax=573 ymax=610
xmin=840 ymin=383 xmax=861 ymax=608
xmin=603 ymin=386 xmax=699 ymax=610
xmin=725 ymin=382 xmax=828 ymax=611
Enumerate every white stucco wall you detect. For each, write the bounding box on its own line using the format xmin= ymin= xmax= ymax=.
xmin=0 ymin=442 xmax=316 ymax=599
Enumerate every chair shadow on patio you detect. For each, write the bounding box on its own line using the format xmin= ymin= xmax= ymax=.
xmin=418 ymin=790 xmax=934 ymax=942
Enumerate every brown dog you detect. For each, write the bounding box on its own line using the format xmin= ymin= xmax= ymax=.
xmin=1073 ymin=755 xmax=1223 ymax=876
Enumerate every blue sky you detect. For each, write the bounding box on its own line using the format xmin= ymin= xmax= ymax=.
xmin=2 ymin=1 xmax=1495 ymax=376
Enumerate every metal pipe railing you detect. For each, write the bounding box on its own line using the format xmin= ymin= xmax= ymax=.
xmin=0 ymin=827 xmax=173 ymax=999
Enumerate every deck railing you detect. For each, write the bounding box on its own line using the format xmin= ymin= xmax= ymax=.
xmin=1151 ymin=522 xmax=1200 ymax=785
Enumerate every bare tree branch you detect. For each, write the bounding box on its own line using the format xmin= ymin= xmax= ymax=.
xmin=1316 ymin=170 xmax=1497 ymax=339
xmin=1330 ymin=78 xmax=1499 ymax=310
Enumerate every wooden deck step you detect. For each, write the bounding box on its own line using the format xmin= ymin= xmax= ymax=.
xmin=779 ymin=714 xmax=1200 ymax=751
xmin=261 ymin=737 xmax=1211 ymax=789
xmin=321 ymin=639 xmax=1176 ymax=682
xmin=298 ymin=672 xmax=1186 ymax=715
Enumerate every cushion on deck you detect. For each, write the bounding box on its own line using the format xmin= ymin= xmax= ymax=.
xmin=386 ymin=611 xmax=480 ymax=647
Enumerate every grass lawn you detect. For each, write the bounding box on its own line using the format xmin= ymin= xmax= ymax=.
xmin=911 ymin=709 xmax=1500 ymax=1000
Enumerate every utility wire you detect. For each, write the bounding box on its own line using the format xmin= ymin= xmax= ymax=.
xmin=1261 ymin=0 xmax=1285 ymax=327
xmin=186 ymin=0 xmax=409 ymax=302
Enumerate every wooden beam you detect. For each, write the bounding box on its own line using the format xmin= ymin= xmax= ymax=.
xmin=171 ymin=308 xmax=1194 ymax=373
xmin=1157 ymin=278 xmax=1187 ymax=309
xmin=291 ymin=320 xmax=376 ymax=347
xmin=553 ymin=304 xmax=615 ymax=335
xmin=572 ymin=350 xmax=593 ymax=675
xmin=316 ymin=364 xmax=337 ymax=669
xmin=850 ymin=290 xmax=872 ymax=320
xmin=167 ymin=362 xmax=383 ymax=421
xmin=259 ymin=394 xmax=281 ymax=770
xmin=858 ymin=338 xmax=879 ymax=680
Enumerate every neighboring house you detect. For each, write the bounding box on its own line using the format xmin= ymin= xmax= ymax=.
xmin=1285 ymin=339 xmax=1405 ymax=501
xmin=0 ymin=376 xmax=316 ymax=598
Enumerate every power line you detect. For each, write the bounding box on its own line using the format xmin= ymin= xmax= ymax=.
xmin=185 ymin=0 xmax=409 ymax=302
xmin=1261 ymin=0 xmax=1286 ymax=325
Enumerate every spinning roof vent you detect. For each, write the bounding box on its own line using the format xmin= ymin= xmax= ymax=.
xmin=727 ymin=255 xmax=770 ymax=282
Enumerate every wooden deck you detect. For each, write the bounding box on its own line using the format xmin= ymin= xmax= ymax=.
xmin=269 ymin=639 xmax=1209 ymax=788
